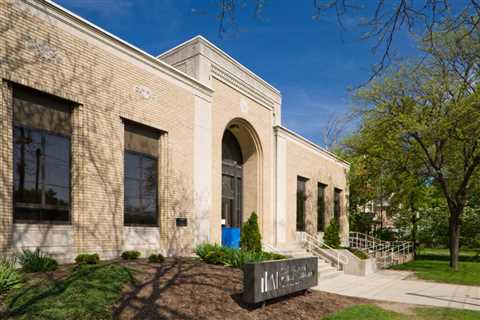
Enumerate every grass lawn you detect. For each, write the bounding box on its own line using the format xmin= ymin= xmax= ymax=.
xmin=390 ymin=248 xmax=480 ymax=286
xmin=1 ymin=263 xmax=134 ymax=319
xmin=324 ymin=304 xmax=480 ymax=320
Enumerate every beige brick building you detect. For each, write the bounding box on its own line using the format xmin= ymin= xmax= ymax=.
xmin=0 ymin=0 xmax=349 ymax=262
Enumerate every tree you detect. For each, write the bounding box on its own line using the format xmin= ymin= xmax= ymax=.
xmin=345 ymin=25 xmax=480 ymax=270
xmin=324 ymin=219 xmax=341 ymax=248
xmin=240 ymin=212 xmax=262 ymax=252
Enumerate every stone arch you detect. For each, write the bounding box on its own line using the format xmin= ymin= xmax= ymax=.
xmin=221 ymin=118 xmax=263 ymax=228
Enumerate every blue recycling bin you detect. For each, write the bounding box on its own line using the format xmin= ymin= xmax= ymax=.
xmin=221 ymin=226 xmax=241 ymax=248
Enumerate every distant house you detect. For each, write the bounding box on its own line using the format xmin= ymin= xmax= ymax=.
xmin=0 ymin=0 xmax=349 ymax=262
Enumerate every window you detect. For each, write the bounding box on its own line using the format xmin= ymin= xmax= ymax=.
xmin=317 ymin=183 xmax=327 ymax=232
xmin=13 ymin=86 xmax=72 ymax=222
xmin=124 ymin=121 xmax=160 ymax=226
xmin=296 ymin=176 xmax=308 ymax=232
xmin=334 ymin=188 xmax=342 ymax=224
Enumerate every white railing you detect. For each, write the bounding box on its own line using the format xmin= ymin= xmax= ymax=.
xmin=349 ymin=232 xmax=413 ymax=268
xmin=299 ymin=232 xmax=349 ymax=271
xmin=262 ymin=242 xmax=284 ymax=255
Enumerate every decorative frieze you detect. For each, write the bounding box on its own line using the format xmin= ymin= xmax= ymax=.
xmin=133 ymin=85 xmax=159 ymax=102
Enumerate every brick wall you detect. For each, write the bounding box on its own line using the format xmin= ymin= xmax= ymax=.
xmin=0 ymin=1 xmax=208 ymax=260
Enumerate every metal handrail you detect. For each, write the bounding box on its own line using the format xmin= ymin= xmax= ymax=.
xmin=261 ymin=242 xmax=284 ymax=255
xmin=349 ymin=231 xmax=414 ymax=268
xmin=300 ymin=232 xmax=349 ymax=270
xmin=379 ymin=241 xmax=414 ymax=268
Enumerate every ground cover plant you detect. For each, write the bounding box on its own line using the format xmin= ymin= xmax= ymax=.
xmin=17 ymin=249 xmax=58 ymax=273
xmin=148 ymin=254 xmax=165 ymax=264
xmin=75 ymin=253 xmax=99 ymax=265
xmin=121 ymin=251 xmax=141 ymax=260
xmin=1 ymin=263 xmax=133 ymax=319
xmin=0 ymin=258 xmax=22 ymax=294
xmin=195 ymin=243 xmax=286 ymax=268
xmin=391 ymin=248 xmax=480 ymax=286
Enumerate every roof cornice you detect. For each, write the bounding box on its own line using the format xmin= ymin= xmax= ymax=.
xmin=275 ymin=126 xmax=350 ymax=168
xmin=158 ymin=35 xmax=281 ymax=102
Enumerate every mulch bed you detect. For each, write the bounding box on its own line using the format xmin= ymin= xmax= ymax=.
xmin=114 ymin=258 xmax=369 ymax=320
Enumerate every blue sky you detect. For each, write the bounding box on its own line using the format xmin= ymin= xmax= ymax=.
xmin=53 ymin=0 xmax=414 ymax=147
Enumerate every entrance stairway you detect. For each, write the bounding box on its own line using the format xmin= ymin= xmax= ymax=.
xmin=267 ymin=241 xmax=345 ymax=280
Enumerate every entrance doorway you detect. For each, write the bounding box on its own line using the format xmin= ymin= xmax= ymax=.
xmin=221 ymin=130 xmax=243 ymax=247
xmin=222 ymin=130 xmax=243 ymax=228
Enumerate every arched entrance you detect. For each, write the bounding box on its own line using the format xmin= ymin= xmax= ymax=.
xmin=221 ymin=119 xmax=262 ymax=248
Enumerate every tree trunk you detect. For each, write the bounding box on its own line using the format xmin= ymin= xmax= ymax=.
xmin=412 ymin=214 xmax=417 ymax=260
xmin=449 ymin=215 xmax=461 ymax=271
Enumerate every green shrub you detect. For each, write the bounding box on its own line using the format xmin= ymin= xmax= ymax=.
xmin=195 ymin=243 xmax=286 ymax=269
xmin=348 ymin=248 xmax=369 ymax=260
xmin=195 ymin=243 xmax=222 ymax=260
xmin=204 ymin=250 xmax=227 ymax=265
xmin=17 ymin=249 xmax=58 ymax=273
xmin=75 ymin=253 xmax=100 ymax=265
xmin=121 ymin=251 xmax=141 ymax=260
xmin=324 ymin=220 xmax=341 ymax=248
xmin=0 ymin=257 xmax=22 ymax=294
xmin=262 ymin=252 xmax=287 ymax=261
xmin=148 ymin=254 xmax=165 ymax=263
xmin=240 ymin=211 xmax=262 ymax=252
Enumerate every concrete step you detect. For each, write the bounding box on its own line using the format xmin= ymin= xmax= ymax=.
xmin=318 ymin=264 xmax=335 ymax=273
xmin=318 ymin=268 xmax=344 ymax=280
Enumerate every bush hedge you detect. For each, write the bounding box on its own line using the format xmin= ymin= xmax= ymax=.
xmin=75 ymin=253 xmax=100 ymax=265
xmin=121 ymin=251 xmax=141 ymax=260
xmin=348 ymin=248 xmax=369 ymax=260
xmin=148 ymin=254 xmax=165 ymax=264
xmin=195 ymin=243 xmax=286 ymax=269
xmin=17 ymin=249 xmax=58 ymax=273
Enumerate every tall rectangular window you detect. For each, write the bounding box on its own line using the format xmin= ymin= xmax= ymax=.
xmin=334 ymin=188 xmax=342 ymax=224
xmin=124 ymin=122 xmax=160 ymax=226
xmin=296 ymin=176 xmax=308 ymax=232
xmin=317 ymin=183 xmax=327 ymax=232
xmin=13 ymin=86 xmax=72 ymax=222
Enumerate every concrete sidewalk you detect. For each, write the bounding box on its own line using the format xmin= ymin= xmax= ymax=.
xmin=313 ymin=270 xmax=480 ymax=311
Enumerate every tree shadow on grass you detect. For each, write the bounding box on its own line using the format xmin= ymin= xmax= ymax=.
xmin=2 ymin=263 xmax=134 ymax=319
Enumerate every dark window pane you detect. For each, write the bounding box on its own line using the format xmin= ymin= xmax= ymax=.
xmin=124 ymin=152 xmax=141 ymax=179
xmin=334 ymin=188 xmax=342 ymax=224
xmin=13 ymin=126 xmax=70 ymax=222
xmin=14 ymin=180 xmax=41 ymax=204
xmin=296 ymin=177 xmax=307 ymax=232
xmin=44 ymin=185 xmax=69 ymax=206
xmin=14 ymin=207 xmax=69 ymax=222
xmin=124 ymin=151 xmax=158 ymax=226
xmin=125 ymin=178 xmax=140 ymax=199
xmin=317 ymin=184 xmax=326 ymax=232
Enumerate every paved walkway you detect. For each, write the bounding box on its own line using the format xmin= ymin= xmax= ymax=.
xmin=313 ymin=270 xmax=480 ymax=311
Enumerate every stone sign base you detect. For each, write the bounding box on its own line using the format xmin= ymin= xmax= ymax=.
xmin=242 ymin=257 xmax=318 ymax=304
